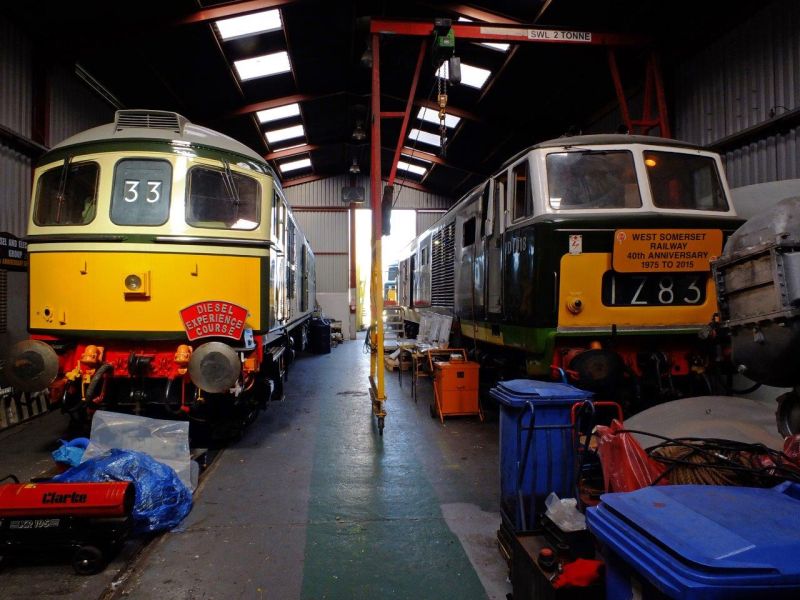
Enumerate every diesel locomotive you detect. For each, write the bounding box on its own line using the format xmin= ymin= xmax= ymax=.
xmin=396 ymin=134 xmax=744 ymax=406
xmin=6 ymin=110 xmax=316 ymax=426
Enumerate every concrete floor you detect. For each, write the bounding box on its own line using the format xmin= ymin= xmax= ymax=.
xmin=117 ymin=336 xmax=509 ymax=599
xmin=1 ymin=336 xmax=510 ymax=599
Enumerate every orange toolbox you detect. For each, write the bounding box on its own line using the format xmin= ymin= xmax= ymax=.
xmin=428 ymin=349 xmax=483 ymax=423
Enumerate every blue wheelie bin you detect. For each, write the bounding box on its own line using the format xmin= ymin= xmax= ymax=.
xmin=587 ymin=482 xmax=800 ymax=599
xmin=489 ymin=379 xmax=593 ymax=532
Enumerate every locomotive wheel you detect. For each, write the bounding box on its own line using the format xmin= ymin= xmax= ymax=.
xmin=72 ymin=544 xmax=105 ymax=575
xmin=776 ymin=390 xmax=800 ymax=437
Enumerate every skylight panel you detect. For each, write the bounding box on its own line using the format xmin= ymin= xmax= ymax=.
xmin=216 ymin=9 xmax=282 ymax=40
xmin=482 ymin=42 xmax=510 ymax=52
xmin=257 ymin=103 xmax=300 ymax=124
xmin=234 ymin=51 xmax=291 ymax=81
xmin=408 ymin=128 xmax=441 ymax=147
xmin=458 ymin=16 xmax=510 ymax=52
xmin=417 ymin=107 xmax=460 ymax=128
xmin=265 ymin=124 xmax=305 ymax=144
xmin=279 ymin=158 xmax=312 ymax=173
xmin=397 ymin=161 xmax=427 ymax=176
xmin=436 ymin=62 xmax=491 ymax=89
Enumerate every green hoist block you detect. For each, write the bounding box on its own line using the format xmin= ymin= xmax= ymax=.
xmin=432 ymin=27 xmax=455 ymax=66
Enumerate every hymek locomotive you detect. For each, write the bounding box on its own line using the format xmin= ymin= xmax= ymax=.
xmin=6 ymin=110 xmax=316 ymax=426
xmin=396 ymin=134 xmax=744 ymax=406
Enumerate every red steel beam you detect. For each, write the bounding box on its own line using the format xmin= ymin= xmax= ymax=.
xmin=281 ymin=173 xmax=324 ymax=187
xmin=415 ymin=98 xmax=481 ymax=123
xmin=371 ymin=32 xmax=382 ymax=231
xmin=607 ymin=49 xmax=633 ymax=133
xmin=388 ymin=41 xmax=427 ymax=186
xmin=370 ymin=18 xmax=649 ymax=46
xmin=387 ymin=178 xmax=434 ymax=194
xmin=439 ymin=4 xmax=521 ymax=25
xmin=176 ymin=0 xmax=298 ymax=26
xmin=265 ymin=144 xmax=319 ymax=160
xmin=228 ymin=94 xmax=315 ymax=118
xmin=400 ymin=147 xmax=447 ymax=167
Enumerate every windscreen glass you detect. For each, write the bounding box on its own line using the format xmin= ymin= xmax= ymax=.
xmin=644 ymin=151 xmax=728 ymax=211
xmin=547 ymin=150 xmax=641 ymax=210
xmin=186 ymin=166 xmax=260 ymax=229
xmin=34 ymin=161 xmax=99 ymax=225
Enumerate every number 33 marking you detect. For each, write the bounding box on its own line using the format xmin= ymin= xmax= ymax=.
xmin=124 ymin=180 xmax=162 ymax=203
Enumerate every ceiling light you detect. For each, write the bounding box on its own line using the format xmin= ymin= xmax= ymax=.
xmin=234 ymin=51 xmax=291 ymax=81
xmin=436 ymin=61 xmax=491 ymax=89
xmin=265 ymin=124 xmax=305 ymax=143
xmin=349 ymin=158 xmax=361 ymax=174
xmin=216 ymin=9 xmax=282 ymax=40
xmin=279 ymin=158 xmax=312 ymax=173
xmin=397 ymin=161 xmax=427 ymax=176
xmin=417 ymin=107 xmax=460 ymax=128
xmin=408 ymin=128 xmax=441 ymax=147
xmin=257 ymin=103 xmax=300 ymax=124
xmin=352 ymin=121 xmax=366 ymax=141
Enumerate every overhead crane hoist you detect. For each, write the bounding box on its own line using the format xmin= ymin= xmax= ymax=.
xmin=366 ymin=17 xmax=662 ymax=435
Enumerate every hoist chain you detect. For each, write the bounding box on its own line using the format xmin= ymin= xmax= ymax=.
xmin=437 ymin=62 xmax=448 ymax=157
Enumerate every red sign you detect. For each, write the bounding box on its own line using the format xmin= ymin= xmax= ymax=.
xmin=179 ymin=301 xmax=248 ymax=341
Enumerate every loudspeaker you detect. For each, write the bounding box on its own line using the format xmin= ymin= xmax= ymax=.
xmin=341 ymin=186 xmax=365 ymax=203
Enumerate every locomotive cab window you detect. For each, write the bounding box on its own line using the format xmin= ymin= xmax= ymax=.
xmin=462 ymin=217 xmax=476 ymax=247
xmin=186 ymin=166 xmax=260 ymax=229
xmin=111 ymin=159 xmax=172 ymax=225
xmin=512 ymin=161 xmax=532 ymax=220
xmin=34 ymin=161 xmax=99 ymax=226
xmin=644 ymin=151 xmax=728 ymax=211
xmin=547 ymin=150 xmax=641 ymax=210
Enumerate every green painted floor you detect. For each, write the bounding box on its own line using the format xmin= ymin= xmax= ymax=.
xmin=300 ymin=352 xmax=487 ymax=599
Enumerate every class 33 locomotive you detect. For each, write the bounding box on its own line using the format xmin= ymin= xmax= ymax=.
xmin=6 ymin=110 xmax=316 ymax=428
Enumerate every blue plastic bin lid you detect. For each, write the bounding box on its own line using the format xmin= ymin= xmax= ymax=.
xmin=490 ymin=379 xmax=593 ymax=407
xmin=588 ymin=482 xmax=800 ymax=583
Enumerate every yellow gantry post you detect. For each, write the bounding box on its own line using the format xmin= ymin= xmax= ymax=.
xmin=369 ymin=32 xmax=387 ymax=435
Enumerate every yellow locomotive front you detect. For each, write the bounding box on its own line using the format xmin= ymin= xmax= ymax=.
xmin=8 ymin=110 xmax=308 ymax=424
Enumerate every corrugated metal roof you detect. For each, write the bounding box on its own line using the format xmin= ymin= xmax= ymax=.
xmin=294 ymin=211 xmax=349 ymax=253
xmin=48 ymin=65 xmax=114 ymax=147
xmin=314 ymin=254 xmax=349 ymax=294
xmin=284 ymin=174 xmax=451 ymax=210
xmin=0 ymin=15 xmax=32 ymax=137
xmin=0 ymin=143 xmax=32 ymax=238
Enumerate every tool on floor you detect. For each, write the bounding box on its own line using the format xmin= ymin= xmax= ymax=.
xmin=0 ymin=479 xmax=134 ymax=575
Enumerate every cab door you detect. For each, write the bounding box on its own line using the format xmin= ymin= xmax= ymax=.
xmin=485 ymin=175 xmax=506 ymax=316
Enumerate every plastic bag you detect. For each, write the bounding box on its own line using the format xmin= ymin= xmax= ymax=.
xmin=81 ymin=410 xmax=196 ymax=491
xmin=51 ymin=437 xmax=89 ymax=467
xmin=595 ymin=419 xmax=668 ymax=493
xmin=52 ymin=448 xmax=192 ymax=534
xmin=544 ymin=493 xmax=586 ymax=532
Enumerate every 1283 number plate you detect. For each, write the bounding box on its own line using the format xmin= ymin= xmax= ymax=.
xmin=602 ymin=272 xmax=707 ymax=306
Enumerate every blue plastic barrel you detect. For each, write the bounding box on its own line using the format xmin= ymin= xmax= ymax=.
xmin=489 ymin=379 xmax=593 ymax=532
xmin=587 ymin=482 xmax=800 ymax=600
